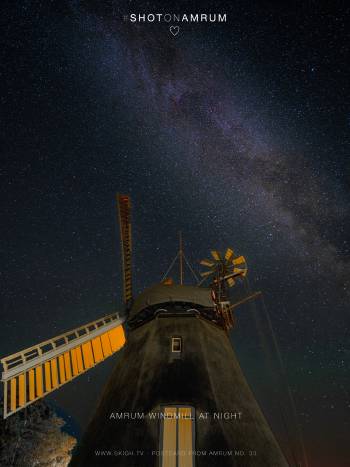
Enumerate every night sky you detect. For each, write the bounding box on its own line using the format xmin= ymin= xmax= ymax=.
xmin=1 ymin=1 xmax=349 ymax=466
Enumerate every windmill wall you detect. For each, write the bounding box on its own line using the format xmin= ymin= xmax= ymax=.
xmin=71 ymin=310 xmax=288 ymax=466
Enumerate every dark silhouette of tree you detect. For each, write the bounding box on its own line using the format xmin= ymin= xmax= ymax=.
xmin=0 ymin=399 xmax=76 ymax=466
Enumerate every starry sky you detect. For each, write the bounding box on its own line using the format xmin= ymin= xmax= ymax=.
xmin=1 ymin=1 xmax=349 ymax=466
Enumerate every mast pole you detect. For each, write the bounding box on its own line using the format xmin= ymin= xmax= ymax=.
xmin=179 ymin=231 xmax=183 ymax=285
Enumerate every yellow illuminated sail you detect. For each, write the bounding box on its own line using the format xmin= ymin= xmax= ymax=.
xmin=1 ymin=313 xmax=126 ymax=418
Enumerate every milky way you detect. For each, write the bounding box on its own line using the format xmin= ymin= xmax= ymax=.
xmin=86 ymin=14 xmax=350 ymax=293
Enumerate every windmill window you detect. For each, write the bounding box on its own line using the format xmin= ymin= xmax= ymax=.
xmin=171 ymin=337 xmax=182 ymax=353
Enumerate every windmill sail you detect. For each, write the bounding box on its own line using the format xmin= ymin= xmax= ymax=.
xmin=117 ymin=194 xmax=133 ymax=306
xmin=2 ymin=195 xmax=132 ymax=419
xmin=1 ymin=313 xmax=126 ymax=418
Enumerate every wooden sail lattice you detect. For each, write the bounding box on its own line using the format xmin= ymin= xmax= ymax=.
xmin=117 ymin=194 xmax=133 ymax=305
xmin=1 ymin=313 xmax=126 ymax=418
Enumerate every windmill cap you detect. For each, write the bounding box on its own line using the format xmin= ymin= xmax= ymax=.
xmin=129 ymin=284 xmax=214 ymax=318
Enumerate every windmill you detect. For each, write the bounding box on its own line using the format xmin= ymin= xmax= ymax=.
xmin=1 ymin=195 xmax=289 ymax=467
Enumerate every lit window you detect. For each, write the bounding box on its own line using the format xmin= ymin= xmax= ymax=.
xmin=171 ymin=337 xmax=182 ymax=353
xmin=160 ymin=406 xmax=195 ymax=467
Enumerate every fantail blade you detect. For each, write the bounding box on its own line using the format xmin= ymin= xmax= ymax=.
xmin=227 ymin=277 xmax=235 ymax=287
xmin=200 ymin=270 xmax=214 ymax=278
xmin=224 ymin=248 xmax=234 ymax=262
xmin=211 ymin=250 xmax=221 ymax=261
xmin=233 ymin=255 xmax=246 ymax=265
xmin=234 ymin=267 xmax=247 ymax=277
xmin=200 ymin=259 xmax=215 ymax=267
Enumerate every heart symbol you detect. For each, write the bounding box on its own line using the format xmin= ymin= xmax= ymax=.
xmin=170 ymin=26 xmax=180 ymax=36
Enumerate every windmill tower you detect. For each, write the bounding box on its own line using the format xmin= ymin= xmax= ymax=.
xmin=1 ymin=195 xmax=289 ymax=467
